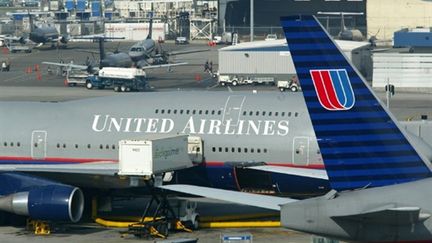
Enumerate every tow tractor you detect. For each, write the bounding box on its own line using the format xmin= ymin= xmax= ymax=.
xmin=277 ymin=80 xmax=299 ymax=92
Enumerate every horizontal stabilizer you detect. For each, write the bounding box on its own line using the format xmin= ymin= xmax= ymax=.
xmin=160 ymin=184 xmax=297 ymax=210
xmin=42 ymin=61 xmax=89 ymax=70
xmin=167 ymin=48 xmax=210 ymax=56
xmin=332 ymin=205 xmax=431 ymax=225
xmin=140 ymin=62 xmax=188 ymax=69
xmin=250 ymin=166 xmax=328 ymax=180
xmin=0 ymin=162 xmax=118 ymax=175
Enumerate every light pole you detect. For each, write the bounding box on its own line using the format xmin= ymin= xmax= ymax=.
xmin=250 ymin=0 xmax=254 ymax=42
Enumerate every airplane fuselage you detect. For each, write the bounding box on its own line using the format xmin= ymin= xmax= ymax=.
xmin=128 ymin=39 xmax=156 ymax=62
xmin=0 ymin=92 xmax=327 ymax=196
xmin=29 ymin=27 xmax=59 ymax=44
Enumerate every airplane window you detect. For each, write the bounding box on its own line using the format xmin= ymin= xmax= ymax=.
xmin=167 ymin=109 xmax=171 ymax=114
xmin=199 ymin=110 xmax=202 ymax=115
xmin=264 ymin=148 xmax=268 ymax=153
xmin=34 ymin=143 xmax=38 ymax=148
xmin=257 ymin=148 xmax=261 ymax=153
xmin=262 ymin=111 xmax=266 ymax=116
xmin=238 ymin=147 xmax=241 ymax=153
xmin=112 ymin=145 xmax=116 ymax=149
xmin=75 ymin=144 xmax=79 ymax=149
xmin=106 ymin=145 xmax=110 ymax=149
xmin=218 ymin=110 xmax=222 ymax=115
xmin=231 ymin=147 xmax=235 ymax=153
xmin=205 ymin=110 xmax=209 ymax=115
xmin=225 ymin=147 xmax=228 ymax=152
xmin=249 ymin=111 xmax=253 ymax=116
xmin=212 ymin=147 xmax=215 ymax=152
xmin=275 ymin=112 xmax=279 ymax=117
xmin=244 ymin=148 xmax=248 ymax=153
xmin=174 ymin=110 xmax=177 ymax=114
xmin=218 ymin=147 xmax=222 ymax=152
xmin=57 ymin=143 xmax=60 ymax=148
xmin=3 ymin=142 xmax=6 ymax=147
xmin=63 ymin=144 xmax=66 ymax=148
xmin=256 ymin=111 xmax=260 ymax=116
xmin=10 ymin=142 xmax=13 ymax=147
xmin=180 ymin=110 xmax=184 ymax=114
xmin=288 ymin=112 xmax=291 ymax=117
xmin=251 ymin=148 xmax=254 ymax=153
xmin=17 ymin=142 xmax=20 ymax=147
xmin=100 ymin=144 xmax=103 ymax=149
xmin=317 ymin=150 xmax=321 ymax=154
xmin=212 ymin=110 xmax=215 ymax=115
xmin=193 ymin=110 xmax=196 ymax=115
xmin=269 ymin=112 xmax=272 ymax=116
xmin=243 ymin=111 xmax=247 ymax=116
xmin=186 ymin=110 xmax=190 ymax=114
xmin=161 ymin=109 xmax=165 ymax=114
xmin=155 ymin=109 xmax=159 ymax=114
xmin=295 ymin=112 xmax=299 ymax=117
xmin=282 ymin=112 xmax=285 ymax=116
xmin=87 ymin=144 xmax=91 ymax=149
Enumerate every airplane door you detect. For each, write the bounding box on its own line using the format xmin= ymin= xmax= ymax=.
xmin=292 ymin=137 xmax=309 ymax=165
xmin=222 ymin=95 xmax=246 ymax=126
xmin=31 ymin=130 xmax=47 ymax=160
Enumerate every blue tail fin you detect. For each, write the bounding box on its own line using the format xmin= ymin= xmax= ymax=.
xmin=280 ymin=15 xmax=432 ymax=191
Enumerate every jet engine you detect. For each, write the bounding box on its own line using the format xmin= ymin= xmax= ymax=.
xmin=0 ymin=185 xmax=84 ymax=223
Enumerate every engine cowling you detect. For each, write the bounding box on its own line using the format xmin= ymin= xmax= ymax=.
xmin=0 ymin=185 xmax=84 ymax=223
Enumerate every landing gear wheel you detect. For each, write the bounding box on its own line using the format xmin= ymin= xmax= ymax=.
xmin=86 ymin=82 xmax=93 ymax=90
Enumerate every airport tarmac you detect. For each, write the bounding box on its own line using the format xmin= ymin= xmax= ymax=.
xmin=0 ymin=41 xmax=431 ymax=242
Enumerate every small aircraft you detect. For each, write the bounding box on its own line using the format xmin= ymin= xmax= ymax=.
xmin=27 ymin=11 xmax=68 ymax=47
xmin=317 ymin=11 xmax=364 ymax=41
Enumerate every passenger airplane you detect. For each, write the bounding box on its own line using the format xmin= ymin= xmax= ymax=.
xmin=0 ymin=90 xmax=333 ymax=223
xmin=164 ymin=15 xmax=432 ymax=242
xmin=27 ymin=12 xmax=68 ymax=47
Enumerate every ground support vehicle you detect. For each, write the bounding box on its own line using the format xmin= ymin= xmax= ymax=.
xmin=86 ymin=67 xmax=147 ymax=92
xmin=277 ymin=80 xmax=299 ymax=92
xmin=218 ymin=75 xmax=276 ymax=86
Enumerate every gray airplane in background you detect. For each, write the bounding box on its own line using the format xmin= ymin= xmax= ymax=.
xmin=164 ymin=15 xmax=432 ymax=242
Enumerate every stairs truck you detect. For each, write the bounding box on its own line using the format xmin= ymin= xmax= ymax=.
xmin=85 ymin=67 xmax=147 ymax=92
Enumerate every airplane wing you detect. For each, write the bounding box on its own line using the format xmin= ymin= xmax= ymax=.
xmin=167 ymin=48 xmax=210 ymax=56
xmin=249 ymin=166 xmax=328 ymax=180
xmin=0 ymin=161 xmax=118 ymax=176
xmin=42 ymin=61 xmax=90 ymax=71
xmin=160 ymin=184 xmax=297 ymax=210
xmin=140 ymin=62 xmax=188 ymax=70
xmin=332 ymin=205 xmax=431 ymax=225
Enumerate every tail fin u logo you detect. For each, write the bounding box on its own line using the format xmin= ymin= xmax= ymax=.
xmin=310 ymin=69 xmax=355 ymax=111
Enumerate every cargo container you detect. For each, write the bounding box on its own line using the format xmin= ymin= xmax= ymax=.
xmin=118 ymin=135 xmax=192 ymax=176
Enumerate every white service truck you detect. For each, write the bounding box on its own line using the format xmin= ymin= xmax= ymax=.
xmin=277 ymin=80 xmax=300 ymax=92
xmin=86 ymin=67 xmax=147 ymax=92
xmin=218 ymin=75 xmax=275 ymax=86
